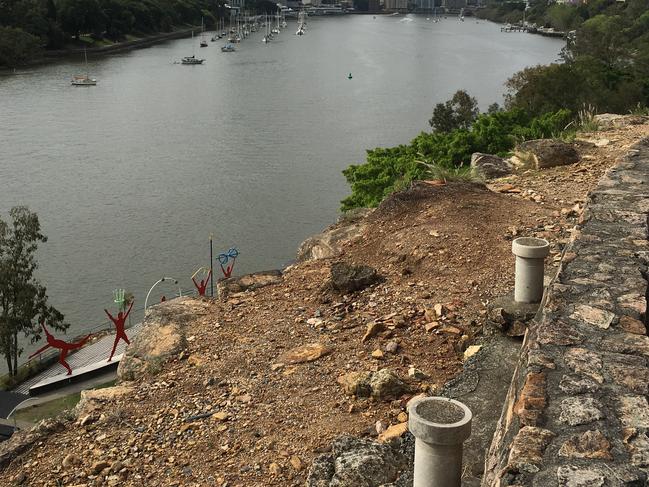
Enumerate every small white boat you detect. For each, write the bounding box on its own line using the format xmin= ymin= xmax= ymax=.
xmin=221 ymin=43 xmax=236 ymax=52
xmin=181 ymin=31 xmax=205 ymax=64
xmin=71 ymin=49 xmax=97 ymax=86
xmin=71 ymin=75 xmax=97 ymax=86
xmin=181 ymin=55 xmax=205 ymax=64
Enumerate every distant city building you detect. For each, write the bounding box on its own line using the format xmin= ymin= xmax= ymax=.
xmin=443 ymin=0 xmax=466 ymax=9
xmin=384 ymin=0 xmax=407 ymax=11
xmin=229 ymin=0 xmax=246 ymax=9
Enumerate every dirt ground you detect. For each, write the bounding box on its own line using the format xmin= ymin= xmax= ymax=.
xmin=1 ymin=119 xmax=647 ymax=487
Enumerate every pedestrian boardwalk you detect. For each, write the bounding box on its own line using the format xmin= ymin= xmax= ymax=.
xmin=14 ymin=322 xmax=143 ymax=395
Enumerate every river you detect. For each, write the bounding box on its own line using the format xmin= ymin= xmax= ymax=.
xmin=0 ymin=15 xmax=562 ymax=372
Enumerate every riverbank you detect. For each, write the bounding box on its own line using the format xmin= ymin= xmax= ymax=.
xmin=0 ymin=26 xmax=200 ymax=72
xmin=3 ymin=115 xmax=647 ymax=485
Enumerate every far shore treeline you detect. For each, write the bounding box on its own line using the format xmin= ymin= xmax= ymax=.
xmin=342 ymin=0 xmax=649 ymax=210
xmin=0 ymin=0 xmax=280 ymax=66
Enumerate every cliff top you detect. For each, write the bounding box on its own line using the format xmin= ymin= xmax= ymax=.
xmin=1 ymin=115 xmax=648 ymax=487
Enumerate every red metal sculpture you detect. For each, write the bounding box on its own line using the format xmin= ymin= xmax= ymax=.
xmin=192 ymin=269 xmax=212 ymax=296
xmin=104 ymin=301 xmax=133 ymax=362
xmin=217 ymin=248 xmax=239 ymax=278
xmin=29 ymin=322 xmax=91 ymax=375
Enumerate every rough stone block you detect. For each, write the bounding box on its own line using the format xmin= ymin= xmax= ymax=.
xmin=559 ymin=396 xmax=605 ymax=426
xmin=570 ymin=305 xmax=615 ymax=329
xmin=513 ymin=372 xmax=546 ymax=426
xmin=558 ymin=430 xmax=612 ymax=459
xmin=618 ymin=396 xmax=649 ymax=428
xmin=557 ymin=465 xmax=605 ymax=487
xmin=507 ymin=426 xmax=555 ymax=473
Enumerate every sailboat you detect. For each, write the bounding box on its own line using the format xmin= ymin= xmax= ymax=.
xmin=71 ymin=48 xmax=97 ymax=86
xmin=181 ymin=31 xmax=205 ymax=64
xmin=200 ymin=17 xmax=208 ymax=47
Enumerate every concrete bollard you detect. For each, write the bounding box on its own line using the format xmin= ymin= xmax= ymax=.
xmin=408 ymin=396 xmax=472 ymax=487
xmin=512 ymin=237 xmax=550 ymax=303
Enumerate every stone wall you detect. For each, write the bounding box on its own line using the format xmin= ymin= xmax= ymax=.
xmin=483 ymin=138 xmax=649 ymax=486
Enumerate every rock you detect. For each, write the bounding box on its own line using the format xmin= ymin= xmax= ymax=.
xmin=570 ymin=305 xmax=615 ymax=329
xmin=378 ymin=422 xmax=408 ymax=443
xmin=338 ymin=372 xmax=373 ymax=398
xmin=559 ymin=396 xmax=605 ymax=426
xmin=408 ymin=366 xmax=428 ymax=380
xmin=463 ymin=345 xmax=482 ymax=361
xmin=280 ymin=343 xmax=332 ymax=364
xmin=470 ymin=152 xmax=512 ymax=179
xmin=594 ymin=113 xmax=648 ymax=129
xmin=558 ymin=430 xmax=612 ymax=459
xmin=338 ymin=369 xmax=409 ymax=401
xmin=305 ymin=436 xmax=410 ymax=487
xmin=92 ymin=460 xmax=111 ymax=474
xmin=517 ymin=139 xmax=580 ymax=169
xmin=556 ymin=465 xmax=605 ymax=487
xmin=330 ymin=263 xmax=381 ymax=293
xmin=117 ymin=298 xmax=205 ymax=381
xmin=298 ymin=214 xmax=369 ymax=261
xmin=62 ymin=453 xmax=80 ymax=468
xmin=361 ymin=321 xmax=384 ymax=343
xmin=217 ymin=270 xmax=282 ymax=296
xmin=212 ymin=411 xmax=229 ymax=422
xmin=290 ymin=455 xmax=303 ymax=471
xmin=384 ymin=341 xmax=399 ymax=354
xmin=369 ymin=369 xmax=409 ymax=401
xmin=76 ymin=385 xmax=134 ymax=418
xmin=269 ymin=462 xmax=282 ymax=475
xmin=424 ymin=322 xmax=440 ymax=332
xmin=371 ymin=349 xmax=384 ymax=359
xmin=619 ymin=315 xmax=647 ymax=335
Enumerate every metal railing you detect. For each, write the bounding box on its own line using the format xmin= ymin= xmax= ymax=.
xmin=0 ymin=284 xmax=201 ymax=389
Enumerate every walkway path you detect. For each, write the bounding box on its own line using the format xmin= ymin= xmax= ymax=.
xmin=13 ymin=322 xmax=143 ymax=395
xmin=484 ymin=138 xmax=649 ymax=485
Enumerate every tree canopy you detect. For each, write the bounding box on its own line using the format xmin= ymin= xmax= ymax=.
xmin=0 ymin=207 xmax=67 ymax=376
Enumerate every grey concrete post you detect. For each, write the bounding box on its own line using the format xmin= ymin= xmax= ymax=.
xmin=408 ymin=397 xmax=472 ymax=487
xmin=512 ymin=237 xmax=550 ymax=303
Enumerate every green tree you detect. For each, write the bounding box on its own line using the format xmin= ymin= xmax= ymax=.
xmin=0 ymin=26 xmax=42 ymax=68
xmin=428 ymin=90 xmax=479 ymax=133
xmin=58 ymin=0 xmax=106 ymax=39
xmin=0 ymin=207 xmax=67 ymax=376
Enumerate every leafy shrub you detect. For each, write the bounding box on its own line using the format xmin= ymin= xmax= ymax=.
xmin=341 ymin=108 xmax=572 ymax=211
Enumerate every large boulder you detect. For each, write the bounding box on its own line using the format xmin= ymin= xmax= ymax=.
xmin=516 ymin=139 xmax=580 ymax=169
xmin=117 ymin=297 xmax=207 ymax=381
xmin=331 ymin=263 xmax=381 ymax=293
xmin=470 ymin=153 xmax=512 ymax=179
xmin=306 ymin=436 xmax=412 ymax=487
xmin=298 ymin=210 xmax=371 ymax=262
xmin=216 ymin=270 xmax=282 ymax=297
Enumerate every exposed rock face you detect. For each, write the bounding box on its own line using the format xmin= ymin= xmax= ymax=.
xmin=306 ymin=436 xmax=412 ymax=487
xmin=330 ymin=262 xmax=381 ymax=293
xmin=75 ymin=385 xmax=134 ymax=418
xmin=594 ymin=113 xmax=648 ymax=129
xmin=117 ymin=297 xmax=207 ymax=381
xmin=216 ymin=270 xmax=282 ymax=297
xmin=470 ymin=153 xmax=512 ymax=179
xmin=517 ymin=139 xmax=580 ymax=169
xmin=298 ymin=210 xmax=370 ymax=261
xmin=0 ymin=419 xmax=66 ymax=469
